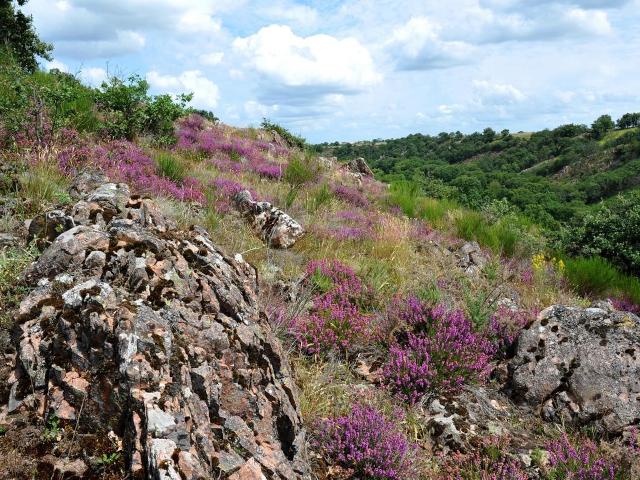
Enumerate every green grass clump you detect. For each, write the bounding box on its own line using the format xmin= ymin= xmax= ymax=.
xmin=284 ymin=152 xmax=319 ymax=187
xmin=419 ymin=197 xmax=457 ymax=226
xmin=19 ymin=164 xmax=71 ymax=212
xmin=564 ymin=256 xmax=620 ymax=298
xmin=564 ymin=256 xmax=640 ymax=304
xmin=389 ymin=181 xmax=421 ymax=217
xmin=156 ymin=151 xmax=186 ymax=182
xmin=307 ymin=182 xmax=333 ymax=212
xmin=0 ymin=244 xmax=38 ymax=328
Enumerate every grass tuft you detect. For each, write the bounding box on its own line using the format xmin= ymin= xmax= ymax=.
xmin=155 ymin=151 xmax=186 ymax=182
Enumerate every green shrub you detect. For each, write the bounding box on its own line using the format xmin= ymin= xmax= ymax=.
xmin=95 ymin=75 xmax=191 ymax=140
xmin=284 ymin=152 xmax=320 ymax=187
xmin=564 ymin=191 xmax=640 ymax=275
xmin=155 ymin=152 xmax=186 ymax=182
xmin=564 ymin=256 xmax=620 ymax=297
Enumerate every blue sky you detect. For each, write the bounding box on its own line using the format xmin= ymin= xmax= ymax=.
xmin=24 ymin=0 xmax=640 ymax=142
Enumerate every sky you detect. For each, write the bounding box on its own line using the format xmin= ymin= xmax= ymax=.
xmin=23 ymin=0 xmax=640 ymax=143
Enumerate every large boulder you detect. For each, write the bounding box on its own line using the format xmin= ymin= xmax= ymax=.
xmin=345 ymin=157 xmax=374 ymax=177
xmin=509 ymin=303 xmax=640 ymax=434
xmin=1 ymin=179 xmax=310 ymax=479
xmin=233 ymin=190 xmax=304 ymax=249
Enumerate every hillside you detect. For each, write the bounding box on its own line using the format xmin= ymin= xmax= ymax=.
xmin=314 ymin=121 xmax=640 ymax=229
xmin=2 ymin=8 xmax=640 ymax=479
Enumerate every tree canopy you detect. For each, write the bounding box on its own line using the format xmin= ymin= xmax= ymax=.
xmin=0 ymin=0 xmax=52 ymax=72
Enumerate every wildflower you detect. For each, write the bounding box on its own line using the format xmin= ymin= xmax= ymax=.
xmin=532 ymin=253 xmax=546 ymax=272
xmin=316 ymin=403 xmax=417 ymax=480
xmin=290 ymin=260 xmax=376 ymax=355
xmin=383 ymin=297 xmax=496 ymax=403
xmin=546 ymin=434 xmax=617 ymax=480
xmin=551 ymin=257 xmax=565 ymax=274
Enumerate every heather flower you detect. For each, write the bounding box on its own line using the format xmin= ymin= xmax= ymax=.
xmin=316 ymin=403 xmax=416 ymax=480
xmin=546 ymin=434 xmax=617 ymax=480
xmin=520 ymin=268 xmax=534 ymax=285
xmin=57 ymin=140 xmax=205 ymax=203
xmin=290 ymin=260 xmax=376 ymax=355
xmin=383 ymin=297 xmax=495 ymax=403
xmin=610 ymin=297 xmax=640 ymax=315
xmin=437 ymin=437 xmax=529 ymax=480
xmin=332 ymin=184 xmax=370 ymax=208
xmin=253 ymin=161 xmax=283 ymax=179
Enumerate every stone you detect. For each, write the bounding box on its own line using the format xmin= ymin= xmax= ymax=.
xmin=27 ymin=209 xmax=75 ymax=243
xmin=229 ymin=458 xmax=266 ymax=480
xmin=69 ymin=170 xmax=109 ymax=199
xmin=0 ymin=232 xmax=19 ymax=248
xmin=509 ymin=304 xmax=640 ymax=434
xmin=2 ymin=178 xmax=310 ymax=479
xmin=454 ymin=241 xmax=488 ymax=277
xmin=233 ymin=190 xmax=304 ymax=248
xmin=345 ymin=157 xmax=374 ymax=177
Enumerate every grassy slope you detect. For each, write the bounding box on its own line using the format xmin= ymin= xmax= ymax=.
xmin=2 ymin=119 xmax=637 ymax=478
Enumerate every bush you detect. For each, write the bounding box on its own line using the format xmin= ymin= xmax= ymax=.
xmin=563 ymin=191 xmax=640 ymax=275
xmin=95 ymin=75 xmax=191 ymax=140
xmin=383 ymin=298 xmax=495 ymax=403
xmin=564 ymin=256 xmax=621 ymax=298
xmin=316 ymin=403 xmax=416 ymax=480
xmin=284 ymin=152 xmax=319 ymax=186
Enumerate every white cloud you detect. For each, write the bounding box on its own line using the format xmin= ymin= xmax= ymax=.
xmin=147 ymin=70 xmax=220 ymax=109
xmin=244 ymin=100 xmax=280 ymax=118
xmin=177 ymin=11 xmax=222 ymax=34
xmin=199 ymin=52 xmax=224 ymax=66
xmin=263 ymin=3 xmax=319 ymax=28
xmin=473 ymin=80 xmax=526 ymax=104
xmin=386 ymin=16 xmax=474 ymax=70
xmin=565 ymin=8 xmax=612 ymax=35
xmin=233 ymin=25 xmax=381 ymax=97
xmin=44 ymin=59 xmax=68 ymax=72
xmin=79 ymin=67 xmax=108 ymax=86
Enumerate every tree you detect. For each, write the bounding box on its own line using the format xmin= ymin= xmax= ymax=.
xmin=0 ymin=0 xmax=52 ymax=72
xmin=591 ymin=114 xmax=615 ymax=140
xmin=616 ymin=112 xmax=640 ymax=129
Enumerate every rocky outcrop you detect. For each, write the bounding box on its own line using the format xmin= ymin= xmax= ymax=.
xmin=509 ymin=303 xmax=640 ymax=434
xmin=233 ymin=190 xmax=304 ymax=249
xmin=455 ymin=241 xmax=488 ymax=277
xmin=1 ymin=177 xmax=309 ymax=479
xmin=345 ymin=157 xmax=374 ymax=177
